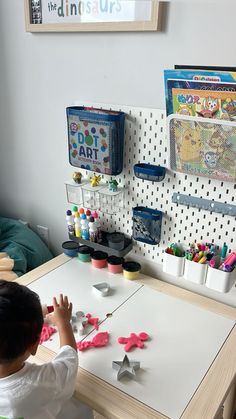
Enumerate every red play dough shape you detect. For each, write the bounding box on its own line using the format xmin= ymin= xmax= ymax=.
xmin=86 ymin=313 xmax=99 ymax=330
xmin=118 ymin=332 xmax=149 ymax=352
xmin=77 ymin=331 xmax=109 ymax=351
xmin=40 ymin=323 xmax=56 ymax=344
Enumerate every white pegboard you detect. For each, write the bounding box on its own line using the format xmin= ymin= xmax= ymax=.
xmin=73 ymin=102 xmax=236 ymax=303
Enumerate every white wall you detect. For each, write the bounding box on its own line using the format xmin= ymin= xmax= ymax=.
xmin=0 ymin=0 xmax=235 ymax=257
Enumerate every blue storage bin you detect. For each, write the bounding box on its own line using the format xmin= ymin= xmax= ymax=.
xmin=134 ymin=163 xmax=166 ymax=181
xmin=67 ymin=106 xmax=125 ymax=176
xmin=132 ymin=207 xmax=163 ymax=245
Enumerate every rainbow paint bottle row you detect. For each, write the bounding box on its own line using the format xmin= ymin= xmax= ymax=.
xmin=66 ymin=206 xmax=102 ymax=243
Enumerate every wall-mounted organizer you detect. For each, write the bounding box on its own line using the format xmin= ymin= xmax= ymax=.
xmin=69 ymin=231 xmax=132 ymax=257
xmin=168 ymin=114 xmax=236 ymax=183
xmin=73 ymin=102 xmax=236 ymax=304
xmin=134 ymin=163 xmax=166 ymax=182
xmin=98 ymin=187 xmax=124 ymax=215
xmin=172 ymin=193 xmax=236 ymax=217
xmin=132 ymin=206 xmax=162 ymax=245
xmin=65 ymin=180 xmax=124 ymax=214
xmin=65 ymin=179 xmax=87 ymax=205
xmin=163 ymin=252 xmax=185 ymax=277
xmin=67 ymin=106 xmax=125 ymax=175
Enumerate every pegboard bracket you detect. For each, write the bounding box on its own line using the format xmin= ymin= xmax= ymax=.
xmin=172 ymin=193 xmax=236 ymax=216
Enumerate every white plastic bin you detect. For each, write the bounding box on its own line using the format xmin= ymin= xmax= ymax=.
xmin=163 ymin=253 xmax=185 ymax=277
xmin=184 ymin=259 xmax=207 ymax=285
xmin=205 ymin=267 xmax=236 ymax=293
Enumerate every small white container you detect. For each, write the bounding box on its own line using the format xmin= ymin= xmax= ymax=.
xmin=82 ymin=183 xmax=105 ymax=210
xmin=163 ymin=253 xmax=185 ymax=277
xmin=98 ymin=186 xmax=124 ymax=215
xmin=184 ymin=259 xmax=207 ymax=285
xmin=205 ymin=267 xmax=236 ymax=293
xmin=65 ymin=179 xmax=86 ymax=205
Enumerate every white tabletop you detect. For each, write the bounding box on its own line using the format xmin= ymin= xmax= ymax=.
xmin=29 ymin=257 xmax=142 ymax=350
xmin=78 ymin=285 xmax=235 ymax=419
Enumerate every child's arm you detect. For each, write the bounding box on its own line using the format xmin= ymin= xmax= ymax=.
xmin=48 ymin=294 xmax=77 ymax=352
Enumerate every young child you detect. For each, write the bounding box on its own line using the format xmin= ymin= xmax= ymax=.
xmin=0 ymin=279 xmax=92 ymax=419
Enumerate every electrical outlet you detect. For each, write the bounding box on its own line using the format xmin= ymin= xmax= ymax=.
xmin=36 ymin=225 xmax=49 ymax=247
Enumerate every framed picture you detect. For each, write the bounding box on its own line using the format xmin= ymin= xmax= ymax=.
xmin=24 ymin=0 xmax=162 ymax=32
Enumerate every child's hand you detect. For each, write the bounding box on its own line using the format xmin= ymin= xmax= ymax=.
xmin=47 ymin=294 xmax=72 ymax=327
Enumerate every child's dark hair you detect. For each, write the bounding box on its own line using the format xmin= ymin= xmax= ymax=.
xmin=0 ymin=279 xmax=43 ymax=363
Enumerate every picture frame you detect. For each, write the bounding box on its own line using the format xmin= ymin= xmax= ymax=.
xmin=24 ymin=0 xmax=162 ymax=32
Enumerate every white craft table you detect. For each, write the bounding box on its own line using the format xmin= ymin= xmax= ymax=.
xmin=17 ymin=255 xmax=236 ymax=419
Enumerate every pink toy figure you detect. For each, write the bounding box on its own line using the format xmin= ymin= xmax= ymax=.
xmin=118 ymin=332 xmax=149 ymax=352
xmin=40 ymin=323 xmax=56 ymax=344
xmin=86 ymin=313 xmax=99 ymax=330
xmin=77 ymin=332 xmax=109 ymax=351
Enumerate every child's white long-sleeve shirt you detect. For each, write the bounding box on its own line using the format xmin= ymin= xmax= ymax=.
xmin=0 ymin=345 xmax=78 ymax=419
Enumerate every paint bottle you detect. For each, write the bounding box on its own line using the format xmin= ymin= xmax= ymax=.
xmin=88 ymin=217 xmax=97 ymax=242
xmin=92 ymin=211 xmax=102 ymax=242
xmin=80 ymin=214 xmax=90 ymax=240
xmin=66 ymin=210 xmax=75 ymax=236
xmin=72 ymin=205 xmax=78 ymax=216
xmin=74 ymin=213 xmax=81 ymax=238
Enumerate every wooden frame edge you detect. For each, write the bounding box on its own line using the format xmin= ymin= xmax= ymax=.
xmin=24 ymin=0 xmax=161 ymax=32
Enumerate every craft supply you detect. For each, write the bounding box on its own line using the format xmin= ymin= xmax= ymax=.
xmin=107 ymin=232 xmax=125 ymax=250
xmin=80 ymin=214 xmax=90 ymax=240
xmin=92 ymin=211 xmax=102 ymax=242
xmin=66 ymin=210 xmax=75 ymax=235
xmin=107 ymin=256 xmax=124 ymax=273
xmin=112 ymin=355 xmax=140 ymax=380
xmin=62 ymin=241 xmax=78 ymax=257
xmin=91 ymin=251 xmax=108 ymax=268
xmin=88 ymin=217 xmax=97 ymax=242
xmin=76 ymin=331 xmax=109 ymax=351
xmin=74 ymin=213 xmax=81 ymax=238
xmin=220 ymin=243 xmax=228 ymax=264
xmin=67 ymin=106 xmax=125 ymax=175
xmin=75 ymin=311 xmax=88 ymax=335
xmin=77 ymin=245 xmax=94 ymax=262
xmin=92 ymin=282 xmax=110 ymax=297
xmin=118 ymin=332 xmax=149 ymax=352
xmin=40 ymin=323 xmax=56 ymax=344
xmin=86 ymin=313 xmax=99 ymax=329
xmin=72 ymin=205 xmax=78 ymax=216
xmin=41 ymin=304 xmax=54 ymax=316
xmin=122 ymin=261 xmax=141 ymax=280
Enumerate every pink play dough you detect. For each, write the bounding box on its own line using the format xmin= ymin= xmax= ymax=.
xmin=118 ymin=332 xmax=149 ymax=352
xmin=40 ymin=323 xmax=56 ymax=344
xmin=77 ymin=331 xmax=109 ymax=351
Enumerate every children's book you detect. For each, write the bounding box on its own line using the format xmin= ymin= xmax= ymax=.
xmin=166 ymin=79 xmax=236 ymax=116
xmin=66 ymin=107 xmax=125 ymax=175
xmin=164 ymin=69 xmax=236 ymax=115
xmin=172 ymin=88 xmax=236 ymax=120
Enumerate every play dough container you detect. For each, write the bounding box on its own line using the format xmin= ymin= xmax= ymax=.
xmin=107 ymin=256 xmax=124 ymax=274
xmin=91 ymin=251 xmax=108 ymax=268
xmin=122 ymin=261 xmax=141 ymax=280
xmin=62 ymin=241 xmax=78 ymax=257
xmin=77 ymin=245 xmax=94 ymax=262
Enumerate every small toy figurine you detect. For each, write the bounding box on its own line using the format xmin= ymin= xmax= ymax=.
xmin=108 ymin=179 xmax=118 ymax=192
xmin=72 ymin=171 xmax=82 ymax=184
xmin=90 ymin=173 xmax=101 ymax=187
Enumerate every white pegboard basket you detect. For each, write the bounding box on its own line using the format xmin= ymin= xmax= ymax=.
xmin=167 ymin=114 xmax=236 ymax=183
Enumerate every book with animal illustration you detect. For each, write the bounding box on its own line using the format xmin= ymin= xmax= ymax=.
xmin=168 ymin=114 xmax=236 ymax=183
xmin=166 ymin=79 xmax=236 ymax=116
xmin=172 ymin=88 xmax=236 ymax=120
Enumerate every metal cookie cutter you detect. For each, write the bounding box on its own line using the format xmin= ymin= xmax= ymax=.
xmin=112 ymin=354 xmax=140 ymax=380
xmin=92 ymin=282 xmax=110 ymax=297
